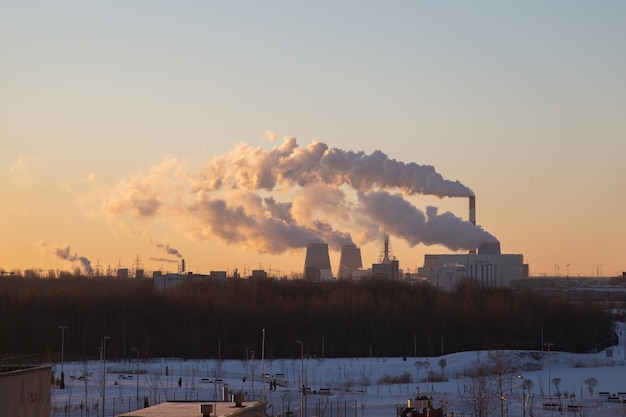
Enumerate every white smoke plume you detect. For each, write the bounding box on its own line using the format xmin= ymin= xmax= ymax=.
xmin=39 ymin=242 xmax=93 ymax=274
xmin=100 ymin=136 xmax=497 ymax=255
xmin=153 ymin=241 xmax=183 ymax=258
xmin=358 ymin=191 xmax=497 ymax=251
xmin=192 ymin=137 xmax=473 ymax=197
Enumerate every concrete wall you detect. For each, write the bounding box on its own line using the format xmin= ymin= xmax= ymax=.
xmin=0 ymin=366 xmax=51 ymax=417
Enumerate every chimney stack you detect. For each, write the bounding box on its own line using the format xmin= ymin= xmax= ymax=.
xmin=469 ymin=196 xmax=477 ymax=254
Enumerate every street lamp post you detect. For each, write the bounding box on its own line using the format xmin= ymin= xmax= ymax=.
xmin=500 ymin=396 xmax=509 ymax=417
xmin=296 ymin=340 xmax=304 ymax=417
xmin=544 ymin=342 xmax=554 ymax=416
xmin=250 ymin=350 xmax=255 ymax=401
xmin=59 ymin=325 xmax=67 ymax=389
xmin=102 ymin=336 xmax=111 ymax=417
xmin=131 ymin=347 xmax=139 ymax=410
xmin=518 ymin=375 xmax=527 ymax=417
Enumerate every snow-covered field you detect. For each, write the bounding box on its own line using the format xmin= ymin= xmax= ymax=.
xmin=50 ymin=348 xmax=626 ymax=417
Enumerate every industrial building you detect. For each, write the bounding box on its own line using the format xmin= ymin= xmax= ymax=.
xmin=370 ymin=235 xmax=401 ymax=280
xmin=417 ymin=196 xmax=529 ymax=290
xmin=417 ymin=244 xmax=529 ymax=290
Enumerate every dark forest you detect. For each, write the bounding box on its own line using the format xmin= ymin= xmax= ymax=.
xmin=0 ymin=276 xmax=615 ymax=361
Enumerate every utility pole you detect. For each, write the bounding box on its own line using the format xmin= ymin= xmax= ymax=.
xmin=544 ymin=342 xmax=554 ymax=416
xmin=102 ymin=336 xmax=110 ymax=417
xmin=261 ymin=329 xmax=266 ymax=403
xmin=131 ymin=347 xmax=139 ymax=410
xmin=59 ymin=325 xmax=67 ymax=389
xmin=297 ymin=340 xmax=305 ymax=417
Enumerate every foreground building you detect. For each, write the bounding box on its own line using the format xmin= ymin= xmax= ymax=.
xmin=0 ymin=363 xmax=51 ymax=417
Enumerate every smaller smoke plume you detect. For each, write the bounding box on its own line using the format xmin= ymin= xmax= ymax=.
xmin=358 ymin=190 xmax=498 ymax=251
xmin=153 ymin=242 xmax=183 ymax=258
xmin=39 ymin=242 xmax=93 ymax=274
xmin=150 ymin=257 xmax=179 ymax=264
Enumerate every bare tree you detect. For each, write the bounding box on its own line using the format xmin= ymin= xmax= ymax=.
xmin=438 ymin=358 xmax=447 ymax=378
xmin=488 ymin=350 xmax=517 ymax=417
xmin=414 ymin=361 xmax=423 ymax=382
xmin=552 ymin=377 xmax=562 ymax=398
xmin=461 ymin=362 xmax=496 ymax=417
xmin=584 ymin=377 xmax=598 ymax=398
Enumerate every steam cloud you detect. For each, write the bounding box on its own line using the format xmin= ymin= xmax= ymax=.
xmin=100 ymin=136 xmax=498 ymax=256
xmin=153 ymin=242 xmax=183 ymax=258
xmin=39 ymin=242 xmax=93 ymax=274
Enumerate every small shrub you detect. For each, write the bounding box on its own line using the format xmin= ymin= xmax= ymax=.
xmin=377 ymin=372 xmax=412 ymax=385
xmin=520 ymin=362 xmax=542 ymax=372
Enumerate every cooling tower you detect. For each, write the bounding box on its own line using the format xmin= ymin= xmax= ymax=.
xmin=304 ymin=243 xmax=333 ymax=280
xmin=338 ymin=244 xmax=363 ymax=279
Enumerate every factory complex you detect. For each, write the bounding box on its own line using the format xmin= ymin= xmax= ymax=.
xmin=153 ymin=195 xmax=541 ymax=291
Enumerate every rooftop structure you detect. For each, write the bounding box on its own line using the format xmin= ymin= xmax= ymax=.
xmin=118 ymin=399 xmax=265 ymax=417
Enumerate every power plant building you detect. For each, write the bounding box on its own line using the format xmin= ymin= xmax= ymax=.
xmin=417 ymin=242 xmax=529 ymax=290
xmin=417 ymin=196 xmax=529 ymax=289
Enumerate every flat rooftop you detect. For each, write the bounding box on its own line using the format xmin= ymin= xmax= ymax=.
xmin=118 ymin=401 xmax=264 ymax=417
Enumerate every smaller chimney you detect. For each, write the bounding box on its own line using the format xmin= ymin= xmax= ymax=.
xmin=200 ymin=404 xmax=214 ymax=417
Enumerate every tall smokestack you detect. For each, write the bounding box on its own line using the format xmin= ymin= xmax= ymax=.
xmin=469 ymin=196 xmax=477 ymax=254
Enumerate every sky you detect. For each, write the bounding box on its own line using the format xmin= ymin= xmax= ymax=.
xmin=2 ymin=1 xmax=625 ymax=278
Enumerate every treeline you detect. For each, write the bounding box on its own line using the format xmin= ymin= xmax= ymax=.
xmin=0 ymin=276 xmax=615 ymax=361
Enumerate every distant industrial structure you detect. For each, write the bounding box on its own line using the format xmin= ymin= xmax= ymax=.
xmin=302 ymin=236 xmax=401 ymax=282
xmin=416 ymin=196 xmax=529 ymax=289
xmin=417 ymin=245 xmax=528 ymax=290
xmin=371 ymin=235 xmax=401 ymax=280
xmin=337 ymin=244 xmax=363 ymax=279
xmin=147 ymin=195 xmax=530 ymax=290
xmin=303 ymin=243 xmax=333 ymax=281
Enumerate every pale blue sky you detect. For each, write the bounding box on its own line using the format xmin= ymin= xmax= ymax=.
xmin=2 ymin=1 xmax=625 ymax=277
